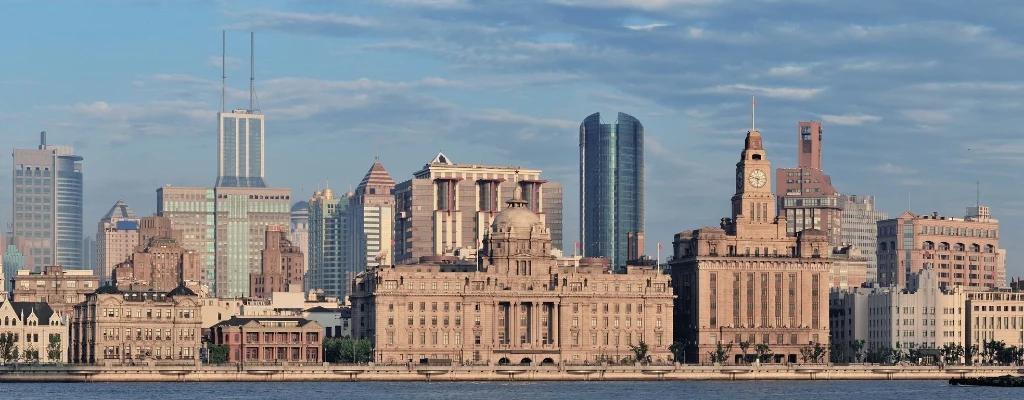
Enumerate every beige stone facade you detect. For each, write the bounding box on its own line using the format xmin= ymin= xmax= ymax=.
xmin=69 ymin=285 xmax=202 ymax=363
xmin=877 ymin=207 xmax=1005 ymax=289
xmin=0 ymin=300 xmax=69 ymax=363
xmin=352 ymin=187 xmax=673 ymax=365
xmin=965 ymin=291 xmax=1024 ymax=353
xmin=11 ymin=266 xmax=99 ymax=315
xmin=670 ymin=127 xmax=832 ymax=364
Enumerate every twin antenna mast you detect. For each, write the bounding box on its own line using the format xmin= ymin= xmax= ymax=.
xmin=221 ymin=31 xmax=260 ymax=113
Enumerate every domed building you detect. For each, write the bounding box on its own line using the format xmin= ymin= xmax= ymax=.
xmin=350 ymin=183 xmax=674 ymax=365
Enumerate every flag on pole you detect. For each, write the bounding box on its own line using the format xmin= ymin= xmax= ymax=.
xmin=658 ymin=243 xmax=663 ymax=250
xmin=574 ymin=241 xmax=580 ymax=249
xmin=752 ymin=96 xmax=756 ymax=106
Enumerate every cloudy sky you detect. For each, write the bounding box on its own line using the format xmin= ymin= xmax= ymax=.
xmin=2 ymin=0 xmax=1023 ymax=276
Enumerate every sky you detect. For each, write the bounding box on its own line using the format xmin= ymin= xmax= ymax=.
xmin=2 ymin=0 xmax=1024 ymax=276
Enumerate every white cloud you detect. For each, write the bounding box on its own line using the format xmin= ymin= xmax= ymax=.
xmin=871 ymin=162 xmax=916 ymax=175
xmin=626 ymin=23 xmax=668 ymax=31
xmin=549 ymin=0 xmax=723 ymax=10
xmin=694 ymin=84 xmax=826 ymax=100
xmin=900 ymin=109 xmax=952 ymax=124
xmin=820 ymin=114 xmax=882 ymax=125
xmin=767 ymin=65 xmax=808 ymax=77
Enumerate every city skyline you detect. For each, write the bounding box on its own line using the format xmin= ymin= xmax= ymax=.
xmin=1 ymin=1 xmax=1022 ymax=276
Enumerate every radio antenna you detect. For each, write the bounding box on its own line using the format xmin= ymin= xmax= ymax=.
xmin=221 ymin=30 xmax=226 ymax=113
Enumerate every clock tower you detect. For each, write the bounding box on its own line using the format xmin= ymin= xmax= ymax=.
xmin=730 ymin=127 xmax=776 ymax=237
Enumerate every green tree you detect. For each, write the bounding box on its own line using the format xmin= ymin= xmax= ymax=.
xmin=968 ymin=344 xmax=980 ymax=365
xmin=46 ymin=334 xmax=62 ymax=362
xmin=207 ymin=344 xmax=229 ymax=364
xmin=629 ymin=341 xmax=649 ymax=364
xmin=997 ymin=345 xmax=1023 ymax=366
xmin=811 ymin=342 xmax=827 ymax=363
xmin=738 ymin=341 xmax=751 ymax=364
xmin=708 ymin=342 xmax=732 ymax=364
xmin=324 ymin=337 xmax=373 ymax=363
xmin=668 ymin=342 xmax=686 ymax=363
xmin=830 ymin=342 xmax=847 ymax=363
xmin=755 ymin=343 xmax=773 ymax=363
xmin=850 ymin=340 xmax=866 ymax=362
xmin=22 ymin=348 xmax=39 ymax=363
xmin=940 ymin=343 xmax=966 ymax=364
xmin=0 ymin=333 xmax=18 ymax=364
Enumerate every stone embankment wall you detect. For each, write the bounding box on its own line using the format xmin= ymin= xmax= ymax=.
xmin=0 ymin=363 xmax=1021 ymax=382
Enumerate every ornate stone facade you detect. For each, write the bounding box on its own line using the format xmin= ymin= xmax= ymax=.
xmin=69 ymin=285 xmax=202 ymax=364
xmin=670 ymin=125 xmax=831 ymax=364
xmin=0 ymin=300 xmax=69 ymax=363
xmin=352 ymin=184 xmax=673 ymax=365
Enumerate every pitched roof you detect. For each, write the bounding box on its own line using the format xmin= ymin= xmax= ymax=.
xmin=212 ymin=316 xmax=319 ymax=328
xmin=101 ymin=200 xmax=139 ymax=221
xmin=10 ymin=302 xmax=56 ymax=325
xmin=167 ymin=285 xmax=197 ymax=297
xmin=356 ymin=159 xmax=396 ymax=193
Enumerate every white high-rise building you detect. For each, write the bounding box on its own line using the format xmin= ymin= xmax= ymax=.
xmin=291 ymin=201 xmax=310 ymax=279
xmin=216 ymin=110 xmax=266 ymax=188
xmin=343 ymin=160 xmax=395 ymax=296
xmin=95 ymin=200 xmax=140 ymax=281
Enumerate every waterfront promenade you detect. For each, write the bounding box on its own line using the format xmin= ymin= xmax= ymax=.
xmin=1 ymin=362 xmax=1021 ymax=382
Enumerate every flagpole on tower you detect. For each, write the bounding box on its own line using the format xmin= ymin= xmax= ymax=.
xmin=657 ymin=243 xmax=662 ymax=272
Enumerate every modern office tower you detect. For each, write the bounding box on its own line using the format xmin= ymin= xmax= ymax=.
xmin=840 ymin=195 xmax=888 ymax=283
xmin=157 ymin=186 xmax=216 ymax=290
xmin=156 ymin=186 xmax=290 ymax=297
xmin=669 ymin=123 xmax=832 ymax=364
xmin=12 ymin=131 xmax=84 ymax=270
xmin=96 ymin=200 xmax=140 ymax=281
xmin=775 ymin=121 xmax=843 ymax=247
xmin=343 ymin=159 xmax=396 ymax=296
xmin=394 ymin=152 xmax=564 ymax=264
xmin=291 ymin=201 xmax=310 ymax=277
xmin=212 ymin=187 xmax=290 ymax=298
xmin=215 ymin=110 xmax=266 ymax=188
xmin=249 ymin=226 xmax=305 ymax=298
xmin=876 ymin=206 xmax=1006 ymax=289
xmin=579 ymin=112 xmax=644 ymax=269
xmin=306 ymin=188 xmax=349 ymax=298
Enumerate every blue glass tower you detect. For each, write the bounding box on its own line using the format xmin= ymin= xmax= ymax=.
xmin=579 ymin=112 xmax=644 ymax=269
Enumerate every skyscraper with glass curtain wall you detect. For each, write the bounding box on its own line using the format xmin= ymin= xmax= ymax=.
xmin=216 ymin=110 xmax=266 ymax=188
xmin=579 ymin=112 xmax=644 ymax=269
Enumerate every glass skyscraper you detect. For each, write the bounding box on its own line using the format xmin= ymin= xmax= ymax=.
xmin=12 ymin=132 xmax=84 ymax=270
xmin=216 ymin=110 xmax=266 ymax=188
xmin=579 ymin=112 xmax=644 ymax=269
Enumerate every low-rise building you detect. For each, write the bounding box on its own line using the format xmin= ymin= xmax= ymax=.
xmin=830 ymin=245 xmax=868 ymax=291
xmin=829 ymin=268 xmax=967 ymax=360
xmin=11 ymin=266 xmax=99 ymax=315
xmin=965 ymin=290 xmax=1024 ymax=360
xmin=210 ymin=317 xmax=323 ymax=363
xmin=69 ymin=285 xmax=202 ymax=363
xmin=303 ymin=306 xmax=352 ymax=339
xmin=0 ymin=300 xmax=69 ymax=362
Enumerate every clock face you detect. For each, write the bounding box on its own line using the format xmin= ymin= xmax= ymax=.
xmin=748 ymin=169 xmax=767 ymax=188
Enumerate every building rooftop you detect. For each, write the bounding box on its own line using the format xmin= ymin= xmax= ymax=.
xmin=101 ymin=199 xmax=139 ymax=221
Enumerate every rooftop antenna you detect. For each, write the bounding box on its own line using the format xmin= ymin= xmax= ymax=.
xmin=221 ymin=30 xmax=226 ymax=113
xmin=751 ymin=95 xmax=756 ymax=132
xmin=249 ymin=32 xmax=255 ymax=112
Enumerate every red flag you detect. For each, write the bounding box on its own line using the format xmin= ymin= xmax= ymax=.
xmin=574 ymin=241 xmax=580 ymax=249
xmin=658 ymin=243 xmax=663 ymax=250
xmin=752 ymin=96 xmax=756 ymax=106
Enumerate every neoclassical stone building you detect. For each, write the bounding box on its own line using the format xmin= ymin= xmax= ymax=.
xmin=352 ymin=184 xmax=673 ymax=365
xmin=669 ymin=125 xmax=832 ymax=364
xmin=69 ymin=285 xmax=202 ymax=363
xmin=0 ymin=300 xmax=69 ymax=363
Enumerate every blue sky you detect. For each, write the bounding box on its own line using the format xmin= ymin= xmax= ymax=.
xmin=2 ymin=0 xmax=1024 ymax=276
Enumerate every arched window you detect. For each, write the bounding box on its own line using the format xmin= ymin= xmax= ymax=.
xmin=923 ymin=241 xmax=935 ymax=250
xmin=955 ymin=243 xmax=965 ymax=252
xmin=970 ymin=244 xmax=980 ymax=252
xmin=879 ymin=242 xmax=888 ymax=252
xmin=939 ymin=242 xmax=950 ymax=251
xmin=985 ymin=244 xmax=995 ymax=253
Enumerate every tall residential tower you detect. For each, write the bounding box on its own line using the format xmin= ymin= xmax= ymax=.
xmin=775 ymin=121 xmax=842 ymax=247
xmin=839 ymin=195 xmax=888 ymax=283
xmin=579 ymin=112 xmax=644 ymax=269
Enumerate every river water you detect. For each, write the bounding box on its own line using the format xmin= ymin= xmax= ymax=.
xmin=2 ymin=380 xmax=1015 ymax=399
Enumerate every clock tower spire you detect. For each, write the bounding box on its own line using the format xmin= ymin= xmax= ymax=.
xmin=730 ymin=99 xmax=776 ymax=237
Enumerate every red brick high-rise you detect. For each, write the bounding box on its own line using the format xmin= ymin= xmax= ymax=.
xmin=775 ymin=121 xmax=842 ymax=247
xmin=249 ymin=226 xmax=305 ymax=298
